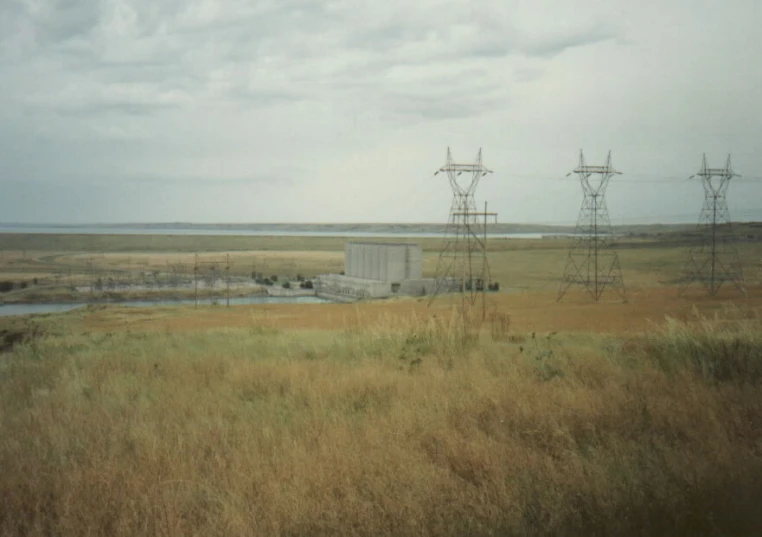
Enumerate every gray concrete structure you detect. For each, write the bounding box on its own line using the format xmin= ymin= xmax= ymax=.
xmin=316 ymin=242 xmax=435 ymax=302
xmin=345 ymin=242 xmax=422 ymax=282
xmin=314 ymin=274 xmax=392 ymax=302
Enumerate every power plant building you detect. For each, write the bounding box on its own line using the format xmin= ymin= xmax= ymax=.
xmin=316 ymin=242 xmax=436 ymax=302
xmin=344 ymin=242 xmax=422 ymax=281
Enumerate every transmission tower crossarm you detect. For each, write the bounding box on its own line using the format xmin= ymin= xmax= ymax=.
xmin=451 ymin=211 xmax=498 ymax=218
xmin=573 ymin=166 xmax=622 ymax=174
xmin=439 ymin=163 xmax=493 ymax=172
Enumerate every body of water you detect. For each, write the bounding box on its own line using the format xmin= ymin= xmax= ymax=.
xmin=0 ymin=225 xmax=572 ymax=239
xmin=0 ymin=295 xmax=328 ymax=317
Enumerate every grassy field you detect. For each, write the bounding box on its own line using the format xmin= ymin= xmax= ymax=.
xmin=1 ymin=304 xmax=762 ymax=536
xmin=1 ymin=231 xmax=762 ymax=535
xmin=1 ymin=231 xmax=761 ymax=302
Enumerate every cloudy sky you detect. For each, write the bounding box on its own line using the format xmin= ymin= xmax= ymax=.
xmin=0 ymin=0 xmax=760 ymax=224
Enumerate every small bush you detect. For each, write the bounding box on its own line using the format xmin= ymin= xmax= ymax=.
xmin=282 ymin=281 xmax=291 ymax=289
xmin=0 ymin=281 xmax=13 ymax=293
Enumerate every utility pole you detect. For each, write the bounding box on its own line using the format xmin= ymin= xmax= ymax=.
xmin=482 ymin=201 xmax=489 ymax=321
xmin=88 ymin=256 xmax=96 ymax=301
xmin=225 ymin=253 xmax=231 ymax=308
xmin=194 ymin=253 xmax=199 ymax=309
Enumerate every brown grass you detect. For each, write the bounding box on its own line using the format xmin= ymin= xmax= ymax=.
xmin=70 ymin=284 xmax=762 ymax=335
xmin=1 ymin=308 xmax=761 ymax=536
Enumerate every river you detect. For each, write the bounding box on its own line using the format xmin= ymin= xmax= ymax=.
xmin=0 ymin=295 xmax=328 ymax=317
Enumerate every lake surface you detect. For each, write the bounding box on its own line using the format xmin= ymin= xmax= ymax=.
xmin=0 ymin=225 xmax=572 ymax=239
xmin=0 ymin=295 xmax=328 ymax=317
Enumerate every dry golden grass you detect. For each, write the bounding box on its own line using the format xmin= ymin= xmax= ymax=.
xmin=68 ymin=284 xmax=762 ymax=335
xmin=1 ymin=308 xmax=762 ymax=536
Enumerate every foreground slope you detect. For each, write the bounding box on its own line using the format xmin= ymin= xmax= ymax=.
xmin=1 ymin=297 xmax=761 ymax=536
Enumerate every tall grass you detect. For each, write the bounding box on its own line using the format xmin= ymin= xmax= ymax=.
xmin=1 ymin=312 xmax=761 ymax=536
xmin=642 ymin=312 xmax=762 ymax=383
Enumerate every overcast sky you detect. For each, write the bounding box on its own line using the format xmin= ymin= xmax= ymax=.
xmin=0 ymin=0 xmax=760 ymax=224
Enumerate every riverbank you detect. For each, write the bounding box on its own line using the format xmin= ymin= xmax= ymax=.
xmin=0 ymin=283 xmax=269 ymax=305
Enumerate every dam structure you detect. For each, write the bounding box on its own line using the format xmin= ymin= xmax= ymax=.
xmin=315 ymin=242 xmax=438 ymax=302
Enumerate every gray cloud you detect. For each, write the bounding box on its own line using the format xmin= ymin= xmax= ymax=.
xmin=52 ymin=100 xmax=179 ymax=117
xmin=519 ymin=25 xmax=618 ymax=57
xmin=0 ymin=0 xmax=760 ymax=224
xmin=123 ymin=174 xmax=295 ymax=188
xmin=35 ymin=0 xmax=102 ymax=45
xmin=524 ymin=27 xmax=617 ymax=56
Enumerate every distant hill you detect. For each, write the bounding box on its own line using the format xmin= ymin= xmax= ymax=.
xmin=2 ymin=221 xmax=762 ymax=239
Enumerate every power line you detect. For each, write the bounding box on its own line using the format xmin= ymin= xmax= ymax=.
xmin=478 ymin=172 xmax=762 ymax=183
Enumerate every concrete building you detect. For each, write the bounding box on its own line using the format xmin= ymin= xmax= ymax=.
xmin=344 ymin=242 xmax=422 ymax=281
xmin=315 ymin=242 xmax=437 ymax=302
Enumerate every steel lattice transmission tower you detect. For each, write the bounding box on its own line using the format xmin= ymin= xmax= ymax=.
xmin=431 ymin=147 xmax=497 ymax=310
xmin=558 ymin=150 xmax=626 ymax=302
xmin=679 ymin=154 xmax=746 ymax=297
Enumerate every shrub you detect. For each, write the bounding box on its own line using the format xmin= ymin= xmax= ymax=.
xmin=282 ymin=281 xmax=291 ymax=289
